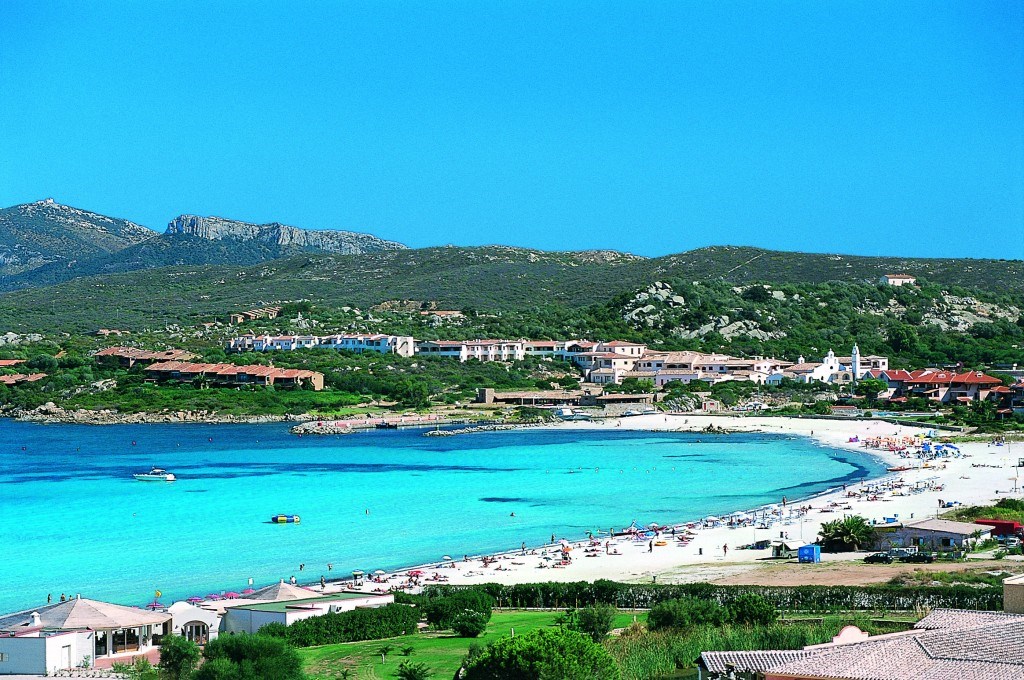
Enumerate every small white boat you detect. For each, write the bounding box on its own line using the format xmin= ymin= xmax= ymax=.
xmin=133 ymin=467 xmax=176 ymax=482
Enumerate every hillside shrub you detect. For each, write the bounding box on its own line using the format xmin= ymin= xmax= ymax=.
xmin=569 ymin=603 xmax=618 ymax=642
xmin=729 ymin=593 xmax=778 ymax=626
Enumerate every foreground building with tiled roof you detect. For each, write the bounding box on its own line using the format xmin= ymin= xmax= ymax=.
xmin=698 ymin=606 xmax=1024 ymax=680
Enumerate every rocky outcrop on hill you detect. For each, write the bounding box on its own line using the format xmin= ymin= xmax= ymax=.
xmin=166 ymin=215 xmax=406 ymax=255
xmin=0 ymin=199 xmax=155 ymax=276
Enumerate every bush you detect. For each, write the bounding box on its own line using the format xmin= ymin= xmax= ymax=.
xmin=157 ymin=635 xmax=201 ymax=680
xmin=420 ymin=580 xmax=1004 ymax=612
xmin=422 ymin=590 xmax=494 ymax=630
xmin=197 ymin=633 xmax=303 ymax=680
xmin=729 ymin=593 xmax=778 ymax=626
xmin=283 ymin=603 xmax=419 ymax=647
xmin=451 ymin=610 xmax=488 ymax=637
xmin=396 ymin=660 xmax=432 ymax=680
xmin=569 ymin=603 xmax=618 ymax=642
xmin=649 ymin=597 xmax=729 ymax=630
xmin=464 ymin=628 xmax=621 ymax=680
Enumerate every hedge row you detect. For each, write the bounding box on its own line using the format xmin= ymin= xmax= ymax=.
xmin=421 ymin=580 xmax=1003 ymax=613
xmin=267 ymin=603 xmax=420 ymax=647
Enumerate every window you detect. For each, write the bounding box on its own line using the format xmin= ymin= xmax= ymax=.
xmin=0 ymin=652 xmax=8 ymax=662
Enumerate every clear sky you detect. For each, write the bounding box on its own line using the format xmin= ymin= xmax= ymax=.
xmin=1 ymin=2 xmax=1021 ymax=258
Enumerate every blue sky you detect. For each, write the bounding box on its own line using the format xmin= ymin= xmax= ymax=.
xmin=1 ymin=2 xmax=1021 ymax=258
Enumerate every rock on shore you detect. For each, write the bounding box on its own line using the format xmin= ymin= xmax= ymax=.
xmin=8 ymin=402 xmax=307 ymax=425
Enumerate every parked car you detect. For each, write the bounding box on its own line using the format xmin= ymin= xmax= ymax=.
xmin=1004 ymin=537 xmax=1022 ymax=549
xmin=899 ymin=552 xmax=935 ymax=563
xmin=864 ymin=552 xmax=893 ymax=564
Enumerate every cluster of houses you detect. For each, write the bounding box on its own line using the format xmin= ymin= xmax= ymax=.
xmin=865 ymin=368 xmax=1016 ymax=406
xmin=0 ymin=583 xmax=391 ymax=675
xmin=226 ymin=333 xmax=891 ymax=388
xmin=0 ymin=359 xmax=46 ymax=387
xmin=94 ymin=347 xmax=325 ymax=391
xmin=227 ymin=306 xmax=282 ymax=326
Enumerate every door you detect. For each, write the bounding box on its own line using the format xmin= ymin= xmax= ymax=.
xmin=61 ymin=645 xmax=71 ymax=669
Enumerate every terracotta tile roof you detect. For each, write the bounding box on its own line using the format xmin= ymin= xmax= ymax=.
xmin=951 ymin=371 xmax=1002 ymax=386
xmin=915 ymin=609 xmax=1024 ymax=631
xmin=700 ymin=650 xmax=812 ymax=673
xmin=0 ymin=359 xmax=25 ymax=367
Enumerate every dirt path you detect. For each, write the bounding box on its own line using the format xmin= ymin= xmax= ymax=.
xmin=707 ymin=558 xmax=1024 ymax=586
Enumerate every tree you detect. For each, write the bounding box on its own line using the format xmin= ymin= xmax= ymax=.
xmin=568 ymin=603 xmax=617 ymax=642
xmin=451 ymin=610 xmax=488 ymax=637
xmin=728 ymin=593 xmax=778 ymax=626
xmin=423 ymin=591 xmax=494 ymax=630
xmin=196 ymin=634 xmax=303 ymax=680
xmin=819 ymin=515 xmax=875 ymax=552
xmin=463 ymin=628 xmax=620 ymax=680
xmin=648 ymin=597 xmax=729 ymax=630
xmin=854 ymin=378 xmax=888 ymax=402
xmin=158 ymin=635 xmax=201 ymax=680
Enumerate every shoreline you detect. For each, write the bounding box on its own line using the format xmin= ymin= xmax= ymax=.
xmin=315 ymin=415 xmax=1020 ymax=593
xmin=3 ymin=414 xmax=1019 ymax=612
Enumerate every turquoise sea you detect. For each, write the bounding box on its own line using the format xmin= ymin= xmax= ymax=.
xmin=0 ymin=421 xmax=884 ymax=614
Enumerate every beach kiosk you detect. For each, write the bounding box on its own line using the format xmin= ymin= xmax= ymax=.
xmin=798 ymin=544 xmax=821 ymax=563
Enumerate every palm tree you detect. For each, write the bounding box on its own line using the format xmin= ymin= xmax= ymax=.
xmin=819 ymin=515 xmax=875 ymax=552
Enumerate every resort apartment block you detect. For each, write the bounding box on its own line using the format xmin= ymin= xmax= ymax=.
xmin=228 ymin=333 xmax=416 ymax=357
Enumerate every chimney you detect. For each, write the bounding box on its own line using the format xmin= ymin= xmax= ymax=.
xmin=30 ymin=612 xmax=41 ymax=627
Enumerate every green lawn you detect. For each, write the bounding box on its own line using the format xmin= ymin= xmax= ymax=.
xmin=300 ymin=610 xmax=645 ymax=679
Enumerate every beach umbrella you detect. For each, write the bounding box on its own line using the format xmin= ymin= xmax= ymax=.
xmin=705 ymin=516 xmax=721 ymax=522
xmin=374 ymin=569 xmax=386 ymax=575
xmin=186 ymin=596 xmax=204 ymax=604
xmin=241 ymin=588 xmax=255 ymax=595
xmin=145 ymin=600 xmax=163 ymax=610
xmin=206 ymin=593 xmax=223 ymax=601
xmin=442 ymin=555 xmax=453 ymax=561
xmin=224 ymin=591 xmax=240 ymax=599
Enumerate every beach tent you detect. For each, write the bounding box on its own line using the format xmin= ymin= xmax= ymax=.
xmin=248 ymin=581 xmax=315 ymax=602
xmin=771 ymin=540 xmax=807 ymax=559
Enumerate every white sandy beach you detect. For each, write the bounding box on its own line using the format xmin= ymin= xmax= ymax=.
xmin=353 ymin=415 xmax=1022 ymax=592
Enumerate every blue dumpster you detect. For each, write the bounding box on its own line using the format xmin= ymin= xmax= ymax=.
xmin=798 ymin=545 xmax=821 ymax=563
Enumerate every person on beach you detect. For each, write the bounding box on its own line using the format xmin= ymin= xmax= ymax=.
xmin=605 ymin=540 xmax=610 ymax=554
xmin=320 ymin=576 xmax=326 ymax=589
xmin=723 ymin=543 xmax=729 ymax=557
xmin=47 ymin=594 xmax=51 ymax=604
xmin=290 ymin=575 xmax=297 ymax=585
xmin=551 ymin=534 xmax=556 ymax=544
xmin=327 ymin=563 xmax=333 ymax=571
xmin=521 ymin=542 xmax=526 ymax=554
xmin=299 ymin=563 xmax=304 ymax=571
xmin=60 ymin=593 xmax=66 ymax=602
xmin=648 ymin=540 xmax=653 ymax=553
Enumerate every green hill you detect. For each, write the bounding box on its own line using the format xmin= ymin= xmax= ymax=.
xmin=0 ymin=244 xmax=1021 ymax=334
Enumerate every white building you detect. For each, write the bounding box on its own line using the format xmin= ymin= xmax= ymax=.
xmin=415 ymin=339 xmax=526 ymax=362
xmin=0 ymin=597 xmax=170 ymax=674
xmin=227 ymin=333 xmax=415 ymax=356
xmin=880 ymin=273 xmax=917 ymax=286
xmin=221 ymin=592 xmax=395 ymax=635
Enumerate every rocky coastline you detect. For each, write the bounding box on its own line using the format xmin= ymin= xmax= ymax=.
xmin=6 ymin=402 xmax=309 ymax=425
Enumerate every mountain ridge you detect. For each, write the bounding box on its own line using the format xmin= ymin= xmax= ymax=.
xmin=0 ymin=200 xmax=407 ymax=291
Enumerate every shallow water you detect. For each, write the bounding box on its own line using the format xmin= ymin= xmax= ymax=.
xmin=0 ymin=421 xmax=883 ymax=613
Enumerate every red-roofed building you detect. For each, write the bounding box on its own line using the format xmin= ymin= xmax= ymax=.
xmin=0 ymin=359 xmax=26 ymax=367
xmin=145 ymin=362 xmax=323 ymax=390
xmin=94 ymin=347 xmax=198 ymax=368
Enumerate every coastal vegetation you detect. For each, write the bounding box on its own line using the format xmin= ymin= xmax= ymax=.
xmin=420 ymin=580 xmax=1004 ymax=612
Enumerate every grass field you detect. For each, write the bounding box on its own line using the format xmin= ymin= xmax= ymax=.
xmin=300 ymin=610 xmax=645 ymax=679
